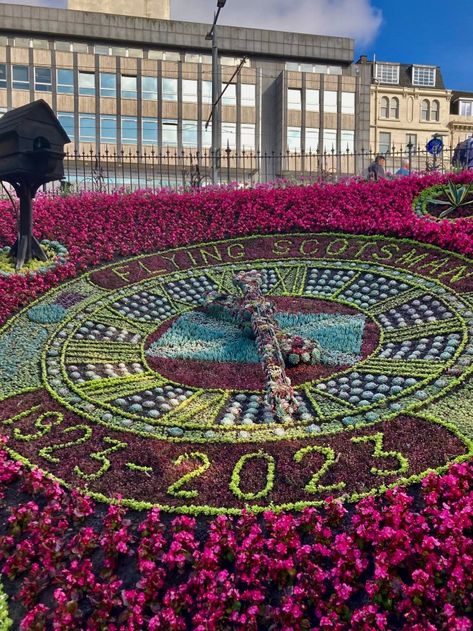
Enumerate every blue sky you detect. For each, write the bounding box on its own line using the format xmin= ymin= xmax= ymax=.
xmin=362 ymin=0 xmax=473 ymax=91
xmin=2 ymin=0 xmax=473 ymax=90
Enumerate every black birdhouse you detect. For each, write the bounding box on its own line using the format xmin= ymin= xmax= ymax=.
xmin=0 ymin=100 xmax=70 ymax=269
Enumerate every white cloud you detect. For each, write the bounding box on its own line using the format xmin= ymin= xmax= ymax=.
xmin=171 ymin=0 xmax=383 ymax=46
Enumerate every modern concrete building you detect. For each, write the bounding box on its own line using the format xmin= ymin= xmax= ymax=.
xmin=0 ymin=2 xmax=370 ymax=185
xmin=359 ymin=56 xmax=452 ymax=156
xmin=68 ymin=0 xmax=171 ymax=20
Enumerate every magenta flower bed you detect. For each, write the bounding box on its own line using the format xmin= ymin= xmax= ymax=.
xmin=1 ymin=173 xmax=473 ymax=629
xmin=1 ymin=171 xmax=473 ymax=327
xmin=1 ymin=446 xmax=472 ymax=630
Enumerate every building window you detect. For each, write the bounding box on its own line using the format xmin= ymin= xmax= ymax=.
xmin=184 ymin=53 xmax=212 ymax=64
xmin=100 ymin=116 xmax=117 ymax=143
xmin=379 ymin=132 xmax=391 ymax=154
xmin=341 ymin=130 xmax=355 ymax=152
xmin=127 ymin=48 xmax=143 ymax=59
xmin=142 ymin=118 xmax=158 ymax=146
xmin=142 ymin=76 xmax=158 ymax=101
xmin=182 ymin=80 xmax=198 ymax=103
xmin=55 ymin=41 xmax=73 ymax=52
xmin=0 ymin=64 xmax=7 ymax=89
xmin=12 ymin=65 xmax=29 ymax=90
xmin=222 ymin=84 xmax=236 ymax=106
xmin=57 ymin=69 xmax=74 ymax=94
xmin=122 ymin=117 xmax=138 ymax=144
xmin=390 ymin=97 xmax=399 ymax=119
xmin=460 ymin=100 xmax=473 ymax=117
xmin=412 ymin=66 xmax=436 ymax=87
xmin=305 ymin=128 xmax=319 ymax=152
xmin=34 ymin=67 xmax=52 ymax=92
xmin=222 ymin=123 xmax=237 ymax=149
xmin=241 ymin=84 xmax=256 ymax=107
xmin=72 ymin=43 xmax=89 ymax=53
xmin=406 ymin=133 xmax=417 ymax=151
xmin=202 ymin=80 xmax=213 ymax=105
xmin=202 ymin=122 xmax=212 ymax=148
xmin=421 ymin=99 xmax=430 ymax=122
xmin=288 ymin=88 xmax=302 ymax=111
xmin=162 ymin=78 xmax=177 ymax=101
xmin=380 ymin=96 xmax=389 ymax=118
xmin=431 ymin=99 xmax=440 ymax=122
xmin=57 ymin=112 xmax=74 ymax=140
xmin=374 ymin=63 xmax=400 ymax=85
xmin=14 ymin=37 xmax=31 ymax=48
xmin=78 ymin=71 xmax=95 ymax=96
xmin=121 ymin=75 xmax=137 ymax=99
xmin=79 ymin=114 xmax=95 ymax=142
xmin=241 ymin=124 xmax=255 ymax=150
xmin=100 ymin=73 xmax=116 ymax=98
xmin=287 ymin=127 xmax=301 ymax=151
xmin=324 ymin=91 xmax=338 ymax=114
xmin=182 ymin=120 xmax=198 ymax=147
xmin=162 ymin=119 xmax=178 ymax=146
xmin=323 ymin=129 xmax=337 ymax=152
xmin=95 ymin=45 xmax=110 ymax=55
xmin=306 ymin=89 xmax=319 ymax=112
xmin=341 ymin=92 xmax=355 ymax=115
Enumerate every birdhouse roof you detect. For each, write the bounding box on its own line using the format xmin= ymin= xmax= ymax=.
xmin=0 ymin=99 xmax=70 ymax=144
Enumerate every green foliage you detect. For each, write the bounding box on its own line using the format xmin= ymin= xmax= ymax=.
xmin=427 ymin=181 xmax=473 ymax=218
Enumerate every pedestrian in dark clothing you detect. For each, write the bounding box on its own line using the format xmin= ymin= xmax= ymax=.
xmin=367 ymin=155 xmax=386 ymax=181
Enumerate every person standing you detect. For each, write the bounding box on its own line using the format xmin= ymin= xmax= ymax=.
xmin=367 ymin=155 xmax=386 ymax=181
xmin=395 ymin=160 xmax=410 ymax=176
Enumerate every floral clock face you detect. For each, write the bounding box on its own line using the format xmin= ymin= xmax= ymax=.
xmin=1 ymin=232 xmax=473 ymax=514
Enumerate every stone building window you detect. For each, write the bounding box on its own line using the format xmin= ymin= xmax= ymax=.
xmin=421 ymin=99 xmax=430 ymax=122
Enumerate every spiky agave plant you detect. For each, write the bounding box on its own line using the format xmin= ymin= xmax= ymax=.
xmin=427 ymin=181 xmax=473 ymax=219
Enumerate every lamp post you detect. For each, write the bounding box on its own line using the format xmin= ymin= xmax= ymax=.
xmin=206 ymin=0 xmax=226 ymax=184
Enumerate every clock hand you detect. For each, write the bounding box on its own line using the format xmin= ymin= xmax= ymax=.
xmin=205 ymin=270 xmax=321 ymax=422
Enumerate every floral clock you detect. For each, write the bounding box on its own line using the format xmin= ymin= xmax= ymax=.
xmin=1 ymin=232 xmax=473 ymax=515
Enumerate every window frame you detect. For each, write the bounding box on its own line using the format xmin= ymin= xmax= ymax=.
xmin=100 ymin=115 xmax=117 ymax=144
xmin=78 ymin=71 xmax=95 ymax=96
xmin=57 ymin=68 xmax=74 ymax=95
xmin=34 ymin=67 xmax=52 ymax=92
xmin=142 ymin=117 xmax=158 ymax=146
xmin=121 ymin=116 xmax=138 ymax=145
xmin=100 ymin=73 xmax=116 ymax=98
xmin=162 ymin=78 xmax=178 ymax=102
xmin=79 ymin=114 xmax=96 ymax=143
xmin=287 ymin=126 xmax=301 ymax=152
xmin=379 ymin=131 xmax=391 ymax=154
xmin=12 ymin=65 xmax=29 ymax=90
xmin=0 ymin=64 xmax=7 ymax=89
xmin=287 ymin=88 xmax=302 ymax=111
xmin=324 ymin=91 xmax=338 ymax=114
xmin=341 ymin=92 xmax=355 ymax=115
xmin=142 ymin=76 xmax=158 ymax=101
xmin=412 ymin=65 xmax=436 ymax=87
xmin=121 ymin=75 xmax=137 ymax=100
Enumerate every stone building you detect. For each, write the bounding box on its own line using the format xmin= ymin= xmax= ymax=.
xmin=359 ymin=56 xmax=451 ymax=156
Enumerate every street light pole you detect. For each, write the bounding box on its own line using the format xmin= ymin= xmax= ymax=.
xmin=206 ymin=0 xmax=226 ymax=185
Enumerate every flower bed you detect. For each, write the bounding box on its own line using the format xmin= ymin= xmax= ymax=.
xmin=1 ymin=174 xmax=473 ymax=628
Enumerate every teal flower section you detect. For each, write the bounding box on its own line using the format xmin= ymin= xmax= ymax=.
xmin=147 ymin=311 xmax=365 ymax=365
xmin=27 ymin=304 xmax=67 ymax=324
xmin=0 ymin=324 xmax=49 ymax=396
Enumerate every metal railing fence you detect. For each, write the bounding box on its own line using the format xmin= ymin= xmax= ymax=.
xmin=1 ymin=145 xmax=466 ymax=195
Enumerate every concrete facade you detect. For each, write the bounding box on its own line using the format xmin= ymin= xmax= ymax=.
xmin=68 ymin=0 xmax=171 ymax=20
xmin=0 ymin=2 xmax=371 ymax=182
